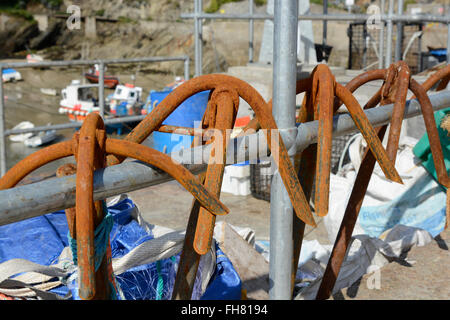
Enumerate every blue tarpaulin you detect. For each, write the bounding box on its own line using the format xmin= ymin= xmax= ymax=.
xmin=0 ymin=197 xmax=241 ymax=300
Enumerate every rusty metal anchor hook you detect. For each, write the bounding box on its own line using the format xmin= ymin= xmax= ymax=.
xmin=316 ymin=62 xmax=450 ymax=300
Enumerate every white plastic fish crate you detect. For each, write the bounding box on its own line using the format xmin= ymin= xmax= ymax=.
xmin=221 ymin=162 xmax=251 ymax=196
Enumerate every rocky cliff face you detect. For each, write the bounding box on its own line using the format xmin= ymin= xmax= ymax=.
xmin=7 ymin=0 xmax=428 ymax=75
xmin=63 ymin=0 xmax=194 ymax=21
xmin=0 ymin=0 xmax=235 ymax=75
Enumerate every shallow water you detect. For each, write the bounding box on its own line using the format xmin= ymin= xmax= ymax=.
xmin=4 ymin=83 xmax=76 ymax=175
xmin=2 ymin=66 xmax=169 ymax=178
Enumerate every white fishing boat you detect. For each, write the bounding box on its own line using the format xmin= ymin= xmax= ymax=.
xmin=58 ymin=80 xmax=100 ymax=121
xmin=9 ymin=121 xmax=34 ymax=142
xmin=108 ymin=83 xmax=144 ymax=116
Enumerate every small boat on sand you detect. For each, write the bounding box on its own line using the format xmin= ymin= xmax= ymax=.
xmin=24 ymin=129 xmax=57 ymax=148
xmin=9 ymin=121 xmax=57 ymax=147
xmin=9 ymin=121 xmax=34 ymax=142
xmin=84 ymin=64 xmax=119 ymax=89
xmin=40 ymin=88 xmax=58 ymax=96
xmin=2 ymin=69 xmax=22 ymax=83
xmin=26 ymin=54 xmax=44 ymax=64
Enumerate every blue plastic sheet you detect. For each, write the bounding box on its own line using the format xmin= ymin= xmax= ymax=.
xmin=0 ymin=197 xmax=242 ymax=300
xmin=201 ymin=245 xmax=242 ymax=300
xmin=358 ymin=173 xmax=446 ymax=238
xmin=0 ymin=211 xmax=69 ymax=266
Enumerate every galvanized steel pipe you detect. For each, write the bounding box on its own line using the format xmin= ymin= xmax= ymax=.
xmin=269 ymin=0 xmax=298 ymax=300
xmin=249 ymin=0 xmax=254 ymax=63
xmin=0 ymin=67 xmax=5 ymax=176
xmin=323 ymin=0 xmax=328 ymax=50
xmin=184 ymin=56 xmax=190 ymax=80
xmin=180 ymin=12 xmax=450 ymax=23
xmin=0 ymin=56 xmax=190 ymax=70
xmin=447 ymin=23 xmax=450 ymax=63
xmin=385 ymin=0 xmax=394 ymax=68
xmin=379 ymin=0 xmax=385 ymax=69
xmin=4 ymin=115 xmax=147 ymax=136
xmin=98 ymin=62 xmax=105 ymax=118
xmin=194 ymin=0 xmax=203 ymax=77
xmin=394 ymin=0 xmax=404 ymax=62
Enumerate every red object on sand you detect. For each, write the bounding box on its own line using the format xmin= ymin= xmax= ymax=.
xmin=84 ymin=72 xmax=119 ymax=89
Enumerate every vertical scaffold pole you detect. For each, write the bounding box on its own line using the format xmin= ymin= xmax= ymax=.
xmin=269 ymin=0 xmax=298 ymax=300
xmin=0 ymin=65 xmax=5 ymax=176
xmin=385 ymin=0 xmax=394 ymax=67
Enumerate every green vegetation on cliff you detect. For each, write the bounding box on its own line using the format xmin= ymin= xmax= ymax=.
xmin=1 ymin=0 xmax=62 ymax=9
xmin=0 ymin=0 xmax=63 ymax=21
xmin=205 ymin=0 xmax=267 ymax=14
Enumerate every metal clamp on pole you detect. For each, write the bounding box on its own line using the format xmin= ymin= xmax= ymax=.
xmin=277 ymin=127 xmax=301 ymax=157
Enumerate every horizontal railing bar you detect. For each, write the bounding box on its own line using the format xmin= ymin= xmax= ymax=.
xmin=0 ymin=56 xmax=189 ymax=70
xmin=4 ymin=115 xmax=147 ymax=136
xmin=180 ymin=13 xmax=450 ymax=23
xmin=5 ymin=119 xmax=207 ymax=137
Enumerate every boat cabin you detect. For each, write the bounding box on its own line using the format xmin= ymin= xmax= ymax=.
xmin=109 ymin=83 xmax=143 ymax=116
xmin=58 ymin=80 xmax=100 ymax=121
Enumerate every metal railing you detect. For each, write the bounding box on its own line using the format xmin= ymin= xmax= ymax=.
xmin=1 ymin=88 xmax=449 ymax=225
xmin=183 ymin=0 xmax=450 ymax=76
xmin=0 ymin=55 xmax=190 ymax=175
